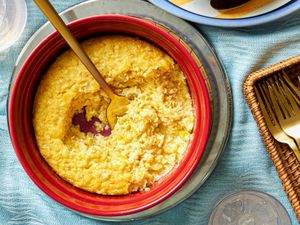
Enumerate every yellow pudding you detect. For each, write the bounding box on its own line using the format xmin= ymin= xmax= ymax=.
xmin=33 ymin=35 xmax=194 ymax=195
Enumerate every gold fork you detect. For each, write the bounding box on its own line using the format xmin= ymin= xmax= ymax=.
xmin=255 ymin=83 xmax=300 ymax=161
xmin=264 ymin=75 xmax=300 ymax=150
xmin=282 ymin=71 xmax=300 ymax=106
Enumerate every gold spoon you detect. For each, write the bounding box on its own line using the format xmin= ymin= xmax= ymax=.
xmin=34 ymin=0 xmax=129 ymax=129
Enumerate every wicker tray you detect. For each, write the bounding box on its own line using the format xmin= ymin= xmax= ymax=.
xmin=243 ymin=55 xmax=300 ymax=222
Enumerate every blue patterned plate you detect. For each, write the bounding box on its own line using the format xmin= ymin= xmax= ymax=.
xmin=148 ymin=0 xmax=300 ymax=27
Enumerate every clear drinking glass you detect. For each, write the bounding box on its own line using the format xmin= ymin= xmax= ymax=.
xmin=208 ymin=191 xmax=292 ymax=225
xmin=0 ymin=0 xmax=27 ymax=52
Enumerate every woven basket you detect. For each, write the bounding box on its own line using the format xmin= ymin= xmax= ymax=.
xmin=243 ymin=55 xmax=300 ymax=222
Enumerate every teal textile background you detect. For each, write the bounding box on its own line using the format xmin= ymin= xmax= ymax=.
xmin=0 ymin=0 xmax=300 ymax=224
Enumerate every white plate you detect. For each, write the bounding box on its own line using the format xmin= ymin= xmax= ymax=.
xmin=149 ymin=0 xmax=300 ymax=27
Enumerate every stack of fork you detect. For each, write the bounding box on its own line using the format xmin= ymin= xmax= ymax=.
xmin=255 ymin=71 xmax=300 ymax=162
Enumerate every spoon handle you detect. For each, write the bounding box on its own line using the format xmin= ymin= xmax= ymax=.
xmin=34 ymin=0 xmax=116 ymax=99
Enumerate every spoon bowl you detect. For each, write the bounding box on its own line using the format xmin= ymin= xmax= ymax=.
xmin=107 ymin=95 xmax=130 ymax=129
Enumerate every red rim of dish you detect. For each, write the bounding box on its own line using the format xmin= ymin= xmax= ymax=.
xmin=8 ymin=14 xmax=211 ymax=216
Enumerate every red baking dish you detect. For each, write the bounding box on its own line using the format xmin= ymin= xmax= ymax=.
xmin=8 ymin=15 xmax=211 ymax=217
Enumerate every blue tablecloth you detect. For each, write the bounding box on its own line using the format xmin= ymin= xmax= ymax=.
xmin=1 ymin=1 xmax=300 ymax=224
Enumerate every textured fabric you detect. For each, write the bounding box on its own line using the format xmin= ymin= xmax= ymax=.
xmin=1 ymin=0 xmax=300 ymax=224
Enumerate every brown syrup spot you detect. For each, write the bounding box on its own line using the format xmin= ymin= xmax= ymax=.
xmin=72 ymin=107 xmax=111 ymax=136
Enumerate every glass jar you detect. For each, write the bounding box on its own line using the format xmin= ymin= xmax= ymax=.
xmin=0 ymin=0 xmax=27 ymax=51
xmin=208 ymin=191 xmax=292 ymax=225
